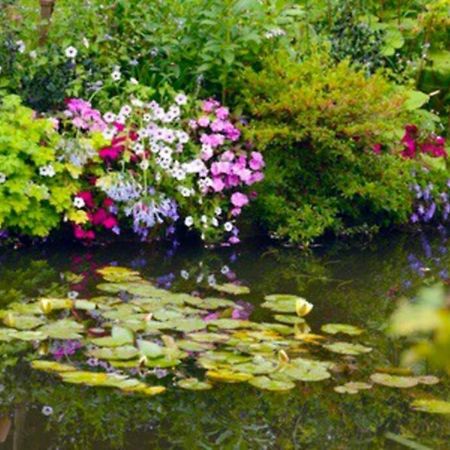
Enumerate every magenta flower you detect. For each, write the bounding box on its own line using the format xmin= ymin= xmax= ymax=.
xmin=198 ymin=116 xmax=210 ymax=127
xmin=249 ymin=152 xmax=265 ymax=170
xmin=215 ymin=107 xmax=229 ymax=120
xmin=231 ymin=192 xmax=249 ymax=208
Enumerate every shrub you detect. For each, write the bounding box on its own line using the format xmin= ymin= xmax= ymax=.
xmin=241 ymin=51 xmax=430 ymax=245
xmin=0 ymin=95 xmax=81 ymax=237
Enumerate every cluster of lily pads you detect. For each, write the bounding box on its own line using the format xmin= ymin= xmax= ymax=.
xmin=0 ymin=266 xmax=446 ymax=409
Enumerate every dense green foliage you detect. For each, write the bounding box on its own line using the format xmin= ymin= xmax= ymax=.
xmin=241 ymin=52 xmax=428 ymax=243
xmin=0 ymin=95 xmax=80 ymax=236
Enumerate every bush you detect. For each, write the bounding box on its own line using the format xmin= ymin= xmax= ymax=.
xmin=0 ymin=95 xmax=81 ymax=236
xmin=241 ymin=51 xmax=427 ymax=245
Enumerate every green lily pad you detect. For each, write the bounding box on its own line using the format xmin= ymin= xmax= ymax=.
xmin=89 ymin=345 xmax=140 ymax=361
xmin=39 ymin=319 xmax=84 ymax=339
xmin=31 ymin=360 xmax=77 ymax=373
xmin=213 ymin=283 xmax=250 ymax=295
xmin=187 ymin=332 xmax=230 ymax=343
xmin=177 ymin=378 xmax=213 ymax=390
xmin=186 ymin=297 xmax=236 ymax=310
xmin=321 ymin=323 xmax=364 ymax=336
xmin=411 ymin=399 xmax=450 ymax=414
xmin=208 ymin=319 xmax=252 ymax=329
xmin=323 ymin=342 xmax=372 ymax=355
xmin=11 ymin=330 xmax=48 ymax=341
xmin=74 ymin=300 xmax=97 ymax=311
xmin=170 ymin=318 xmax=207 ymax=333
xmin=143 ymin=356 xmax=182 ymax=368
xmin=249 ymin=376 xmax=295 ymax=391
xmin=281 ymin=358 xmax=331 ymax=382
xmin=334 ymin=382 xmax=372 ymax=394
xmin=137 ymin=340 xmax=164 ymax=358
xmin=97 ymin=266 xmax=142 ymax=283
xmin=206 ymin=369 xmax=253 ymax=383
xmin=176 ymin=340 xmax=214 ymax=352
xmin=370 ymin=373 xmax=419 ymax=388
xmin=417 ymin=375 xmax=440 ymax=385
xmin=274 ymin=315 xmax=306 ymax=325
xmin=233 ymin=357 xmax=278 ymax=375
xmin=3 ymin=314 xmax=44 ymax=330
xmin=91 ymin=326 xmax=134 ymax=347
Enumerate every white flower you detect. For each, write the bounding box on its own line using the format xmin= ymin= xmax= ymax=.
xmin=41 ymin=406 xmax=53 ymax=416
xmin=207 ymin=274 xmax=217 ymax=286
xmin=176 ymin=131 xmax=189 ymax=144
xmin=200 ymin=215 xmax=208 ymax=224
xmin=131 ymin=98 xmax=143 ymax=107
xmin=211 ymin=217 xmax=219 ymax=227
xmin=16 ymin=40 xmax=25 ymax=53
xmin=82 ymin=37 xmax=90 ymax=48
xmin=178 ymin=186 xmax=192 ymax=197
xmin=133 ymin=142 xmax=144 ymax=153
xmin=159 ymin=146 xmax=173 ymax=159
xmin=221 ymin=265 xmax=230 ymax=275
xmin=68 ymin=290 xmax=79 ymax=300
xmin=143 ymin=113 xmax=152 ymax=123
xmin=111 ymin=70 xmax=121 ymax=81
xmin=120 ymin=105 xmax=132 ymax=116
xmin=65 ymin=46 xmax=78 ymax=58
xmin=184 ymin=216 xmax=194 ymax=227
xmin=0 ymin=173 xmax=6 ymax=184
xmin=39 ymin=165 xmax=55 ymax=177
xmin=102 ymin=128 xmax=116 ymax=140
xmin=224 ymin=222 xmax=233 ymax=232
xmin=139 ymin=159 xmax=149 ymax=170
xmin=175 ymin=93 xmax=188 ymax=105
xmin=215 ymin=207 xmax=222 ymax=216
xmin=130 ymin=77 xmax=139 ymax=85
xmin=73 ymin=196 xmax=85 ymax=208
xmin=103 ymin=112 xmax=116 ymax=123
xmin=29 ymin=50 xmax=37 ymax=59
xmin=180 ymin=270 xmax=190 ymax=280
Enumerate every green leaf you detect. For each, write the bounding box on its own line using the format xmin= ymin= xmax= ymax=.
xmin=323 ymin=342 xmax=372 ymax=356
xmin=321 ymin=323 xmax=364 ymax=336
xmin=411 ymin=399 xmax=450 ymax=415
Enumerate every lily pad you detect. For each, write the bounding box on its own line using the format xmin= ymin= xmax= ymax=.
xmin=3 ymin=314 xmax=44 ymax=330
xmin=274 ymin=315 xmax=305 ymax=325
xmin=370 ymin=373 xmax=418 ymax=388
xmin=321 ymin=323 xmax=364 ymax=336
xmin=411 ymin=399 xmax=450 ymax=414
xmin=213 ymin=283 xmax=250 ymax=295
xmin=249 ymin=376 xmax=295 ymax=391
xmin=137 ymin=340 xmax=164 ymax=358
xmin=89 ymin=345 xmax=140 ymax=361
xmin=39 ymin=319 xmax=84 ymax=339
xmin=323 ymin=342 xmax=372 ymax=356
xmin=334 ymin=382 xmax=372 ymax=394
xmin=177 ymin=378 xmax=213 ymax=390
xmin=91 ymin=326 xmax=134 ymax=347
xmin=31 ymin=360 xmax=77 ymax=373
xmin=206 ymin=369 xmax=253 ymax=383
xmin=97 ymin=266 xmax=142 ymax=283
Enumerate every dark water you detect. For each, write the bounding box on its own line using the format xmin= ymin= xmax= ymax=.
xmin=0 ymin=231 xmax=449 ymax=449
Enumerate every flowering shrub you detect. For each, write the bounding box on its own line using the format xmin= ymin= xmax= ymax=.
xmin=241 ymin=51 xmax=432 ymax=245
xmin=0 ymin=95 xmax=82 ymax=238
xmin=401 ymin=125 xmax=447 ymax=159
xmin=62 ymin=94 xmax=264 ymax=245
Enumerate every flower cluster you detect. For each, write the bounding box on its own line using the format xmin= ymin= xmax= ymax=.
xmin=410 ymin=180 xmax=450 ymax=225
xmin=62 ymin=95 xmax=265 ymax=244
xmin=401 ymin=125 xmax=446 ymax=159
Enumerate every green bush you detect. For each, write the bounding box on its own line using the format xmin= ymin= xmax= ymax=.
xmin=0 ymin=95 xmax=80 ymax=236
xmin=241 ymin=51 xmax=424 ymax=245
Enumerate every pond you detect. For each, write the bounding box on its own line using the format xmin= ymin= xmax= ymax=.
xmin=0 ymin=231 xmax=448 ymax=450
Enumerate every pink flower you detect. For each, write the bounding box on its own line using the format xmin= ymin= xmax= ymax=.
xmin=229 ymin=236 xmax=240 ymax=244
xmin=203 ymin=312 xmax=220 ymax=321
xmin=231 ymin=192 xmax=249 ymax=208
xmin=202 ymin=99 xmax=220 ymax=113
xmin=212 ymin=177 xmax=225 ymax=192
xmin=372 ymin=144 xmax=382 ymax=155
xmin=77 ymin=191 xmax=94 ymax=209
xmin=249 ymin=152 xmax=264 ymax=170
xmin=215 ymin=107 xmax=229 ymax=120
xmin=201 ymin=146 xmax=214 ymax=161
xmin=198 ymin=116 xmax=210 ymax=127
xmin=103 ymin=216 xmax=118 ymax=229
xmin=221 ymin=150 xmax=235 ymax=162
xmin=249 ymin=172 xmax=264 ymax=184
xmin=231 ymin=207 xmax=242 ymax=216
xmin=211 ymin=119 xmax=225 ymax=132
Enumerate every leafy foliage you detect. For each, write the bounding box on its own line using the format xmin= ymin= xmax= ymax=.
xmin=241 ymin=51 xmax=428 ymax=244
xmin=0 ymin=95 xmax=80 ymax=237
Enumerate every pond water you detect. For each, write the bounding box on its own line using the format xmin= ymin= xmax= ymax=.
xmin=0 ymin=231 xmax=448 ymax=449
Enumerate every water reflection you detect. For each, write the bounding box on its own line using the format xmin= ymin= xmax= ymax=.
xmin=0 ymin=232 xmax=448 ymax=449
